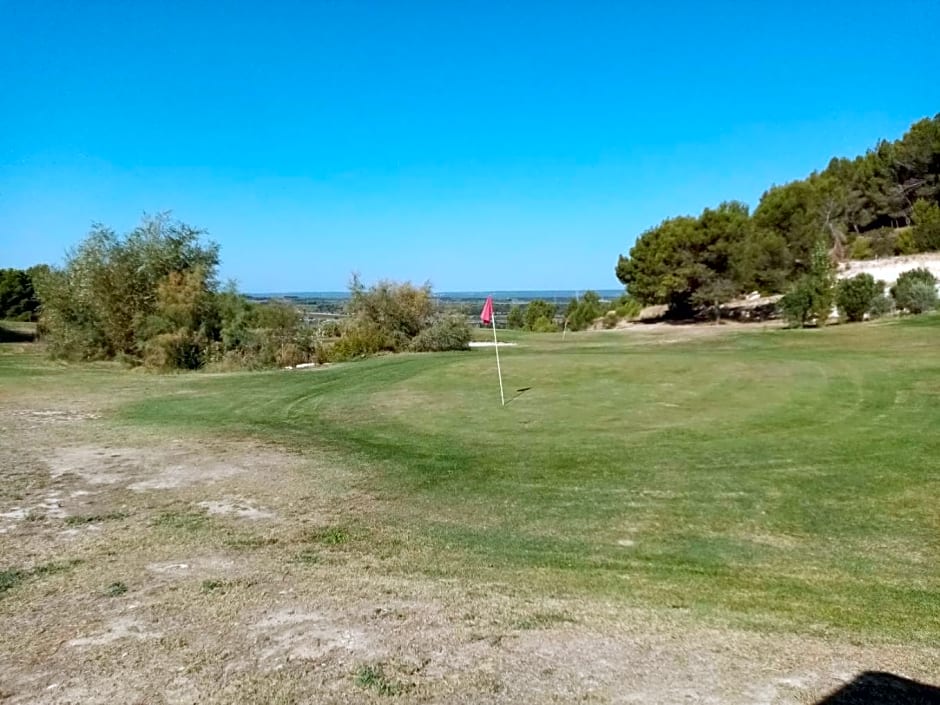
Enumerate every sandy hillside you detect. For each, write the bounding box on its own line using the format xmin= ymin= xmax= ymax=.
xmin=837 ymin=252 xmax=940 ymax=285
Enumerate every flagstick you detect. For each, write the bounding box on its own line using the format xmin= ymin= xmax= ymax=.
xmin=491 ymin=315 xmax=505 ymax=406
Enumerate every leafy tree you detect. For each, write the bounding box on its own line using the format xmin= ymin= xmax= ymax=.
xmin=506 ymin=305 xmax=525 ymax=329
xmin=617 ymin=202 xmax=753 ymax=314
xmin=524 ymin=299 xmax=556 ymax=331
xmin=836 ymin=273 xmax=879 ymax=322
xmin=565 ymin=291 xmax=603 ymax=331
xmin=0 ymin=268 xmax=40 ymax=321
xmin=691 ymin=278 xmax=738 ymax=323
xmin=36 ymin=214 xmax=220 ymax=361
xmin=347 ymin=274 xmax=433 ymax=349
xmin=778 ymin=240 xmax=836 ymax=327
xmin=891 ymin=268 xmax=939 ymax=313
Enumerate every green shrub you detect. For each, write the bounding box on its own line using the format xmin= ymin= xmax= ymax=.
xmin=410 ymin=317 xmax=471 ymax=352
xmin=506 ymin=305 xmax=525 ymax=329
xmin=899 ymin=280 xmax=938 ymax=314
xmin=836 ymin=273 xmax=879 ymax=322
xmin=779 ymin=282 xmax=815 ymax=328
xmin=868 ymin=293 xmax=895 ymax=318
xmin=529 ymin=316 xmax=558 ymax=332
xmin=524 ymin=300 xmax=556 ymax=330
xmin=602 ymin=311 xmax=619 ymax=329
xmin=896 ymin=227 xmax=918 ymax=256
xmin=912 ymin=200 xmax=940 ymax=252
xmin=142 ymin=330 xmax=205 ymax=370
xmin=868 ymin=227 xmax=899 ymax=257
xmin=329 ymin=321 xmax=393 ymax=361
xmin=848 ymin=237 xmax=874 ymax=260
xmin=614 ymin=295 xmax=642 ymax=320
xmin=779 ymin=241 xmax=836 ymax=328
xmin=891 ymin=268 xmax=939 ymax=313
xmin=565 ymin=291 xmax=602 ymax=331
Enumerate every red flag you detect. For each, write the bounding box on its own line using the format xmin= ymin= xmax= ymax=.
xmin=480 ymin=296 xmax=494 ymax=326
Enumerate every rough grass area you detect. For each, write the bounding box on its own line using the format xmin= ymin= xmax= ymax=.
xmin=110 ymin=316 xmax=940 ymax=643
xmin=1 ymin=317 xmax=938 ymax=702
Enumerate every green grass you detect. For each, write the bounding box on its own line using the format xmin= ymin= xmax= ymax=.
xmin=355 ymin=664 xmax=404 ymax=696
xmin=0 ymin=560 xmax=83 ymax=597
xmin=65 ymin=511 xmax=130 ymax=525
xmin=3 ymin=315 xmax=939 ymax=642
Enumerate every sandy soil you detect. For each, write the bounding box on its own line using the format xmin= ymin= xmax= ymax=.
xmin=0 ymin=396 xmax=936 ymax=704
xmin=838 ymin=253 xmax=940 ymax=285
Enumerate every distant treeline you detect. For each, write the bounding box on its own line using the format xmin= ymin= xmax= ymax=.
xmin=616 ymin=114 xmax=940 ymax=314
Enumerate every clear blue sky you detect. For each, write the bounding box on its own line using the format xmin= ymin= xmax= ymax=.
xmin=2 ymin=1 xmax=938 ymax=292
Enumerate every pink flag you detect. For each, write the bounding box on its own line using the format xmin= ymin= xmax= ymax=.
xmin=480 ymin=296 xmax=494 ymax=325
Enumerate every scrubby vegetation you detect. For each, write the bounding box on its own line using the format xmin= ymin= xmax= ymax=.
xmin=27 ymin=214 xmax=469 ymax=371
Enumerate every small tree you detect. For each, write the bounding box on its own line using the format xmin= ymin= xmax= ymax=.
xmin=891 ymin=268 xmax=938 ymax=313
xmin=565 ymin=291 xmax=602 ymax=331
xmin=0 ymin=268 xmax=41 ymax=321
xmin=506 ymin=305 xmax=525 ymax=329
xmin=836 ymin=273 xmax=879 ymax=322
xmin=779 ymin=240 xmax=836 ymax=328
xmin=524 ymin=299 xmax=557 ymax=331
xmin=691 ymin=278 xmax=737 ymax=323
xmin=347 ymin=275 xmax=433 ymax=349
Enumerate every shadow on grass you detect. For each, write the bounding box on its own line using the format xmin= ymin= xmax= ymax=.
xmin=504 ymin=386 xmax=532 ymax=405
xmin=0 ymin=324 xmax=36 ymax=343
xmin=813 ymin=672 xmax=940 ymax=705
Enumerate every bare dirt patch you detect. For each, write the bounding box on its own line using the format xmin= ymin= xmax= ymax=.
xmin=0 ymin=399 xmax=937 ymax=704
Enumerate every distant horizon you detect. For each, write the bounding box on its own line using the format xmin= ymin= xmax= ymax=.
xmin=247 ymin=288 xmax=625 ymax=301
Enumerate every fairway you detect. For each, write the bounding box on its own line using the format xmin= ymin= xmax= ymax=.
xmin=1 ymin=319 xmax=938 ymax=702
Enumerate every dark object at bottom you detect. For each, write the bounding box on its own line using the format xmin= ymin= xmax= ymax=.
xmin=813 ymin=672 xmax=940 ymax=705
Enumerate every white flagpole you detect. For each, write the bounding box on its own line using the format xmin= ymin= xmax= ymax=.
xmin=491 ymin=312 xmax=505 ymax=406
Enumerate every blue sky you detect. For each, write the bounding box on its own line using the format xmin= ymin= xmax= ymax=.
xmin=2 ymin=1 xmax=939 ymax=292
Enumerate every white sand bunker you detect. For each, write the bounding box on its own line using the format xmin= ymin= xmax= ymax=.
xmin=197 ymin=499 xmax=274 ymax=520
xmin=469 ymin=341 xmax=518 ymax=348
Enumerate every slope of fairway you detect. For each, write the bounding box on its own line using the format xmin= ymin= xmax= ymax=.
xmin=13 ymin=317 xmax=939 ymax=644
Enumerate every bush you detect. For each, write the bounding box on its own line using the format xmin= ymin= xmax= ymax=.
xmin=142 ymin=330 xmax=205 ymax=370
xmin=328 ymin=321 xmax=392 ymax=361
xmin=614 ymin=295 xmax=643 ymax=320
xmin=347 ymin=276 xmax=433 ymax=341
xmin=912 ymin=200 xmax=940 ymax=252
xmin=410 ymin=317 xmax=472 ymax=352
xmin=868 ymin=228 xmax=899 ymax=257
xmin=892 ymin=268 xmax=939 ymax=313
xmin=779 ymin=282 xmax=815 ymax=328
xmin=524 ymin=300 xmax=556 ymax=330
xmin=779 ymin=241 xmax=836 ymax=328
xmin=848 ymin=236 xmax=874 ymax=260
xmin=506 ymin=305 xmax=525 ymax=329
xmin=836 ymin=273 xmax=879 ymax=322
xmin=868 ymin=293 xmax=895 ymax=318
xmin=899 ymin=280 xmax=938 ymax=314
xmin=565 ymin=291 xmax=602 ymax=331
xmin=602 ymin=311 xmax=619 ymax=329
xmin=529 ymin=316 xmax=558 ymax=333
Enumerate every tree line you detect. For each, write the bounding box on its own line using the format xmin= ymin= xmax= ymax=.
xmin=3 ymin=214 xmax=472 ymax=370
xmin=616 ymin=114 xmax=940 ymax=316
